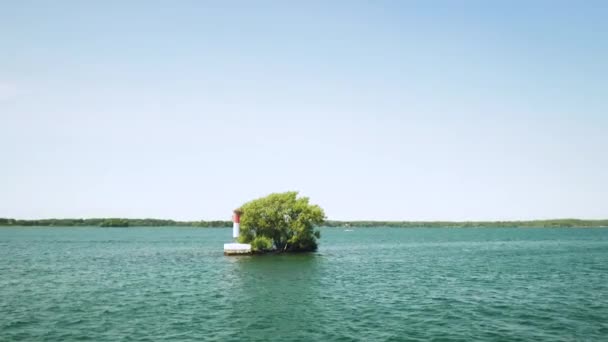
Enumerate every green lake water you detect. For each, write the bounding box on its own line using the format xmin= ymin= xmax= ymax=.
xmin=1 ymin=227 xmax=607 ymax=341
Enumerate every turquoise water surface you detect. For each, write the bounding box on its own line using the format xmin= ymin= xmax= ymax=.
xmin=1 ymin=227 xmax=607 ymax=341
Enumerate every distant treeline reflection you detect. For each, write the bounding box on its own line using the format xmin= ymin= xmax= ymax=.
xmin=1 ymin=218 xmax=607 ymax=228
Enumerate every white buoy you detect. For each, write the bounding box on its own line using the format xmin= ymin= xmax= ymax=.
xmin=224 ymin=209 xmax=251 ymax=255
xmin=232 ymin=211 xmax=240 ymax=238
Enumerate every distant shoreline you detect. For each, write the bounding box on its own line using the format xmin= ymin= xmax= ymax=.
xmin=1 ymin=218 xmax=607 ymax=228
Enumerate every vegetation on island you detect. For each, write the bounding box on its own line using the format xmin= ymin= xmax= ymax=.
xmin=0 ymin=218 xmax=607 ymax=229
xmin=237 ymin=191 xmax=326 ymax=253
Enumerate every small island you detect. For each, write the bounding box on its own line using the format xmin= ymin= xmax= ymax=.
xmin=226 ymin=191 xmax=325 ymax=254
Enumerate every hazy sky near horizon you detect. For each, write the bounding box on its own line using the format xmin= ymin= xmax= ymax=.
xmin=1 ymin=1 xmax=607 ymax=221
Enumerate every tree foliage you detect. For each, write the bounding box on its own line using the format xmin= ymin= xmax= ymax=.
xmin=237 ymin=191 xmax=326 ymax=252
xmin=250 ymin=236 xmax=274 ymax=252
xmin=100 ymin=219 xmax=130 ymax=227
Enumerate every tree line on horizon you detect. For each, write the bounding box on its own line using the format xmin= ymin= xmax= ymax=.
xmin=324 ymin=219 xmax=608 ymax=228
xmin=0 ymin=217 xmax=607 ymax=228
xmin=0 ymin=218 xmax=232 ymax=227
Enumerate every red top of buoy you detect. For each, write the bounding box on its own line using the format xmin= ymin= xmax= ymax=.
xmin=233 ymin=208 xmax=242 ymax=223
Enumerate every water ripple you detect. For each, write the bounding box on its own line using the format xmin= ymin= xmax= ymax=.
xmin=1 ymin=227 xmax=607 ymax=341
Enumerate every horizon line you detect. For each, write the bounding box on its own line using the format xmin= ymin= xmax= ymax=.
xmin=2 ymin=217 xmax=607 ymax=223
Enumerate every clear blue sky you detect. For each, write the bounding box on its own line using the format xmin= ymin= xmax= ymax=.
xmin=1 ymin=1 xmax=606 ymax=221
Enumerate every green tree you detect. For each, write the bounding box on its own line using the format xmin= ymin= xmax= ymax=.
xmin=100 ymin=218 xmax=130 ymax=227
xmin=237 ymin=191 xmax=325 ymax=252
